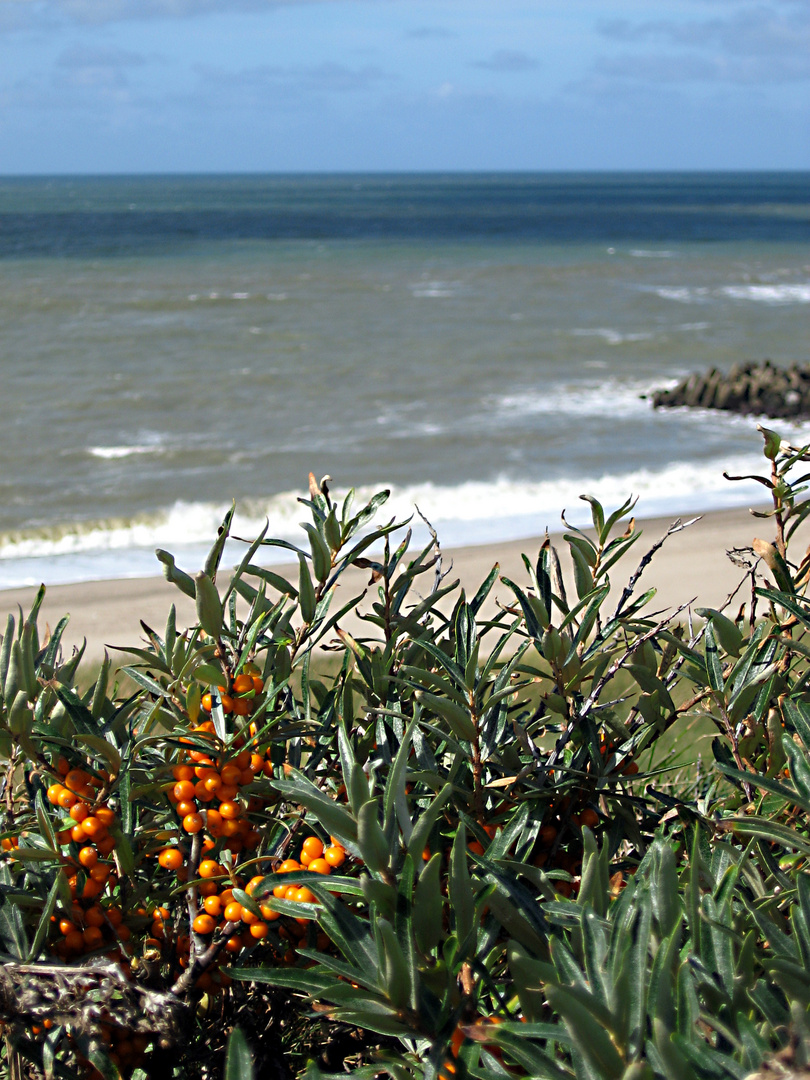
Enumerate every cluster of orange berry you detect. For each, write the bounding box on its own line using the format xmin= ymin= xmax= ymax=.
xmin=200 ymin=670 xmax=264 ymax=718
xmin=43 ymin=761 xmax=131 ymax=960
xmin=161 ymin=740 xmax=267 ymax=858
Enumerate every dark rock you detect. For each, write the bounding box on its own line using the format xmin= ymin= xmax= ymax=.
xmin=652 ymin=361 xmax=810 ymax=419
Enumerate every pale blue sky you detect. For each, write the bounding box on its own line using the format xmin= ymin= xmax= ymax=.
xmin=0 ymin=0 xmax=808 ymax=172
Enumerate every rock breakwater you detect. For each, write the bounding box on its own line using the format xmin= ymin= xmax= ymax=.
xmin=652 ymin=361 xmax=810 ymax=419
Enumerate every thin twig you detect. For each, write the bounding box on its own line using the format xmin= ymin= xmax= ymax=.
xmin=611 ymin=517 xmax=701 ymax=622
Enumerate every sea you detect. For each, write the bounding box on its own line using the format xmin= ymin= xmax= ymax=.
xmin=1 ymin=172 xmax=809 ymax=590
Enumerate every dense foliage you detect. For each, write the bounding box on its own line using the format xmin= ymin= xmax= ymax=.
xmin=1 ymin=427 xmax=810 ymax=1080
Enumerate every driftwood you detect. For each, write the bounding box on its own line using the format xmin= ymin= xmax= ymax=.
xmin=0 ymin=959 xmax=184 ymax=1043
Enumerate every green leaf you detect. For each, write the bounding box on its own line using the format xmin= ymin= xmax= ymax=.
xmin=303 ymin=523 xmax=332 ymax=584
xmin=545 ymin=983 xmax=625 ymax=1080
xmin=155 ymin=548 xmax=196 ymax=599
xmin=72 ymin=733 xmax=122 ymax=775
xmin=298 ymin=554 xmax=317 ymax=624
xmin=357 ymin=800 xmax=390 ymax=874
xmin=271 ymin=774 xmax=358 ymax=849
xmin=195 ymin=571 xmax=224 ymax=639
xmin=27 ymin=876 xmax=60 ymax=962
xmin=0 ymin=866 xmax=27 ymax=959
xmin=224 ymin=1026 xmax=254 ymax=1080
xmin=449 ymin=821 xmax=475 ymax=947
xmin=413 ymin=852 xmax=444 ymax=955
xmin=406 ymin=782 xmax=452 ymax=864
xmin=204 ymin=503 xmax=234 ymax=582
xmin=413 ymin=690 xmax=476 ymax=742
xmin=703 ymin=624 xmax=725 ymax=694
xmin=695 ymin=609 xmax=743 ymax=658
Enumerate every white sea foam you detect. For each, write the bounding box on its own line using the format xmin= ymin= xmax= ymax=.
xmin=410 ymin=280 xmax=456 ymax=298
xmin=630 ymin=250 xmax=675 ymax=258
xmin=0 ymin=451 xmax=777 ymax=589
xmin=646 ymin=284 xmax=810 ymax=305
xmin=492 ymin=379 xmax=670 ymax=420
xmin=88 ymin=444 xmax=163 ymax=460
xmin=570 ymin=328 xmax=655 ymax=345
xmin=719 ymin=284 xmax=810 ymax=304
xmin=647 ymin=287 xmax=710 ymax=304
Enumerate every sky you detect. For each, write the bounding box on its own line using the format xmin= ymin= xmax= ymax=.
xmin=0 ymin=0 xmax=808 ymax=173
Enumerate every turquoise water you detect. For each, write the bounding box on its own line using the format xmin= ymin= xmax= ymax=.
xmin=1 ymin=173 xmax=809 ymax=586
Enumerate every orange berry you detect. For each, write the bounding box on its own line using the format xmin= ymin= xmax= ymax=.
xmin=173 ymin=764 xmax=194 ymax=781
xmin=192 ymin=914 xmax=215 ymax=935
xmin=95 ymin=807 xmax=116 ymax=827
xmin=219 ymin=801 xmax=241 ymax=820
xmin=231 ymin=698 xmax=251 ymax=717
xmin=260 ymin=902 xmax=279 ymax=921
xmin=198 ymin=859 xmax=222 ymax=878
xmin=203 ymin=895 xmax=222 ymax=917
xmin=251 ymin=676 xmax=264 ymax=694
xmin=158 ymin=848 xmax=184 ymax=871
xmin=56 ymin=757 xmax=70 ymax=776
xmin=69 ymin=801 xmax=89 ymax=822
xmin=224 ymin=936 xmax=242 ymax=953
xmin=97 ymin=835 xmax=116 ymax=856
xmin=278 ymin=859 xmax=301 ymax=873
xmin=182 ymin=813 xmax=204 ymax=834
xmin=201 ymin=693 xmax=213 ymax=712
xmin=224 ymin=902 xmax=243 ymax=924
xmin=85 ymin=905 xmax=105 ymax=928
xmin=192 ymin=780 xmax=214 ymax=803
xmin=64 ymin=930 xmax=85 ymax=953
xmin=106 ymin=906 xmax=123 ymax=927
xmin=308 ymin=858 xmax=331 ymax=875
xmin=294 ymin=886 xmax=316 ymax=905
xmin=57 ymin=788 xmax=79 ymax=810
xmin=89 ymin=864 xmax=110 ymax=884
xmin=82 ymin=817 xmax=107 ymax=840
xmin=83 ymin=926 xmax=103 ymax=949
xmin=323 ymin=846 xmax=346 ymax=867
xmin=220 ymin=763 xmax=242 ymax=786
xmin=175 ymin=800 xmax=197 ymax=818
xmin=58 ymin=918 xmax=77 ymax=935
xmin=173 ymin=780 xmax=196 ymax=802
xmin=232 ymin=673 xmax=254 ymax=695
xmin=249 ymin=921 xmax=268 ymax=939
xmin=302 ymin=836 xmax=324 ymax=861
xmin=220 ymin=694 xmax=235 ymax=713
xmin=64 ymin=769 xmax=89 ymax=792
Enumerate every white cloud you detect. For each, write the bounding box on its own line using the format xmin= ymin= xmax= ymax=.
xmin=594 ymin=4 xmax=810 ymax=85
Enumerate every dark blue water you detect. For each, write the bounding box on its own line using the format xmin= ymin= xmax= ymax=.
xmin=0 ymin=173 xmax=808 ymax=258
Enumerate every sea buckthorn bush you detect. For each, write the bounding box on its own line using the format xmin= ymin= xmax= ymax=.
xmin=2 ymin=431 xmax=810 ymax=1080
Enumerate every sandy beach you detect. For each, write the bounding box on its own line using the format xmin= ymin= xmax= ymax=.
xmin=0 ymin=504 xmax=781 ymax=665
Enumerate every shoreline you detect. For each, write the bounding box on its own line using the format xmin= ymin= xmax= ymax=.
xmin=0 ymin=504 xmax=778 ymax=664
